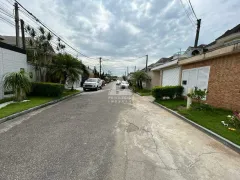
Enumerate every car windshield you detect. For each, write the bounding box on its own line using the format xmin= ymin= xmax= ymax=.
xmin=122 ymin=81 xmax=128 ymax=84
xmin=86 ymin=78 xmax=98 ymax=82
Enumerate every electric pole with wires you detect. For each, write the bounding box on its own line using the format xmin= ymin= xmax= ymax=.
xmin=145 ymin=55 xmax=148 ymax=72
xmin=188 ymin=0 xmax=201 ymax=47
xmin=194 ymin=19 xmax=201 ymax=47
xmin=14 ymin=2 xmax=20 ymax=47
xmin=99 ymin=57 xmax=102 ymax=78
xmin=20 ymin=19 xmax=26 ymax=50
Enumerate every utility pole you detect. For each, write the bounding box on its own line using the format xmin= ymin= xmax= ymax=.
xmin=20 ymin=19 xmax=26 ymax=50
xmin=99 ymin=57 xmax=102 ymax=78
xmin=14 ymin=2 xmax=20 ymax=47
xmin=134 ymin=66 xmax=136 ymax=72
xmin=194 ymin=19 xmax=201 ymax=47
xmin=145 ymin=55 xmax=148 ymax=72
xmin=127 ymin=66 xmax=128 ymax=75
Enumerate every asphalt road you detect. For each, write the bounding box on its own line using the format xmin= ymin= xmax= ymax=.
xmin=0 ymin=82 xmax=240 ymax=180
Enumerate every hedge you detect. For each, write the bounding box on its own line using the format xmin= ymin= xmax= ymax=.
xmin=29 ymin=82 xmax=65 ymax=97
xmin=152 ymin=86 xmax=184 ymax=100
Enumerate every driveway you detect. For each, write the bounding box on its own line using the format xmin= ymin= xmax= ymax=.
xmin=0 ymin=83 xmax=240 ymax=180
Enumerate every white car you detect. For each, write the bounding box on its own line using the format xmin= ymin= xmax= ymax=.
xmin=120 ymin=81 xmax=129 ymax=89
xmin=116 ymin=80 xmax=121 ymax=85
xmin=83 ymin=78 xmax=102 ymax=91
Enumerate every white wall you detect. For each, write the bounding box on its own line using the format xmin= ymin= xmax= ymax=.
xmin=0 ymin=47 xmax=27 ymax=99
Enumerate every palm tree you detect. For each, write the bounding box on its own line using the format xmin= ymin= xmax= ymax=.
xmin=68 ymin=74 xmax=80 ymax=91
xmin=4 ymin=70 xmax=31 ymax=101
xmin=131 ymin=71 xmax=150 ymax=89
xmin=56 ymin=37 xmax=66 ymax=53
xmin=26 ymin=25 xmax=53 ymax=82
xmin=50 ymin=54 xmax=85 ymax=86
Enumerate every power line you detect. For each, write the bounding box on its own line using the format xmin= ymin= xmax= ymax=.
xmin=0 ymin=9 xmax=13 ymax=18
xmin=179 ymin=0 xmax=196 ymax=28
xmin=0 ymin=4 xmax=14 ymax=16
xmin=102 ymin=55 xmax=146 ymax=62
xmin=188 ymin=0 xmax=198 ymax=20
xmin=14 ymin=0 xmax=98 ymax=60
xmin=0 ymin=14 xmax=15 ymax=27
xmin=5 ymin=0 xmax=14 ymax=6
xmin=0 ymin=0 xmax=14 ymax=9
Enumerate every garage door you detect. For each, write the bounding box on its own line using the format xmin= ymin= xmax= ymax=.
xmin=182 ymin=66 xmax=210 ymax=95
xmin=162 ymin=67 xmax=180 ymax=86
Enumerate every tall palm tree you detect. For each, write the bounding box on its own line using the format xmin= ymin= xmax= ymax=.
xmin=4 ymin=70 xmax=31 ymax=101
xmin=50 ymin=54 xmax=84 ymax=86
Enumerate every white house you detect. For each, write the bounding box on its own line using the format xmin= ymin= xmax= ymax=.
xmin=0 ymin=41 xmax=28 ymax=99
xmin=151 ymin=59 xmax=181 ymax=87
xmin=150 ymin=45 xmax=207 ymax=88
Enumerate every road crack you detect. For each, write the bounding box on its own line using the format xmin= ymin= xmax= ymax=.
xmin=187 ymin=151 xmax=223 ymax=169
xmin=149 ymin=131 xmax=178 ymax=171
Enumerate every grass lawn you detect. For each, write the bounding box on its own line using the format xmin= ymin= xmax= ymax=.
xmin=155 ymin=99 xmax=240 ymax=145
xmin=135 ymin=88 xmax=152 ymax=96
xmin=0 ymin=89 xmax=80 ymax=119
xmin=156 ymin=99 xmax=186 ymax=111
xmin=62 ymin=89 xmax=80 ymax=97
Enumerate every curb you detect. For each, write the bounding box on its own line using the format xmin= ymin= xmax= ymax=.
xmin=135 ymin=92 xmax=142 ymax=96
xmin=0 ymin=92 xmax=81 ymax=124
xmin=152 ymin=101 xmax=240 ymax=154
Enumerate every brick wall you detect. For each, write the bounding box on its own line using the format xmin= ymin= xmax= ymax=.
xmin=182 ymin=53 xmax=240 ymax=111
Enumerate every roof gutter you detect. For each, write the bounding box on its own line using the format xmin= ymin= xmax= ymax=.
xmin=151 ymin=59 xmax=178 ymax=71
xmin=179 ymin=43 xmax=240 ymax=65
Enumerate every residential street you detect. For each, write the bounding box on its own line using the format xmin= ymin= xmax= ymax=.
xmin=0 ymin=83 xmax=240 ymax=180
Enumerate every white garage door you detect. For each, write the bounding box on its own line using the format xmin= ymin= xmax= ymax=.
xmin=162 ymin=67 xmax=180 ymax=86
xmin=182 ymin=66 xmax=210 ymax=95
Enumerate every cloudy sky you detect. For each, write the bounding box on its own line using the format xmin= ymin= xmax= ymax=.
xmin=0 ymin=0 xmax=239 ymax=75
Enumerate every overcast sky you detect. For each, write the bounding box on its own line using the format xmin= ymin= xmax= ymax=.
xmin=0 ymin=0 xmax=239 ymax=75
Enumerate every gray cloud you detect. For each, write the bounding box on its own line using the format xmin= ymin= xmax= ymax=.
xmin=0 ymin=0 xmax=240 ymax=75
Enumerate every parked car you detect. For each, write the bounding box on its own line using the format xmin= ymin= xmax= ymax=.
xmin=116 ymin=80 xmax=121 ymax=85
xmin=83 ymin=78 xmax=102 ymax=91
xmin=120 ymin=81 xmax=129 ymax=89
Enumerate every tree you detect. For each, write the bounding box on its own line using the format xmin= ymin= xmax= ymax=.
xmin=50 ymin=54 xmax=86 ymax=87
xmin=131 ymin=71 xmax=150 ymax=89
xmin=93 ymin=66 xmax=99 ymax=78
xmin=122 ymin=75 xmax=127 ymax=81
xmin=26 ymin=25 xmax=53 ymax=82
xmin=68 ymin=74 xmax=80 ymax=91
xmin=4 ymin=70 xmax=31 ymax=101
xmin=56 ymin=37 xmax=66 ymax=53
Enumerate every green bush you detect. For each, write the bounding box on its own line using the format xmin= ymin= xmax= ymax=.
xmin=0 ymin=97 xmax=14 ymax=104
xmin=152 ymin=86 xmax=184 ymax=100
xmin=29 ymin=82 xmax=64 ymax=97
xmin=187 ymin=87 xmax=208 ymax=103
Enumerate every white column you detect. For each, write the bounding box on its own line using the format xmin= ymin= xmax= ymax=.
xmin=187 ymin=88 xmax=193 ymax=109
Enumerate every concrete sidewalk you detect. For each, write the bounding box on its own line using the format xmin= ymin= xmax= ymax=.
xmin=107 ymin=95 xmax=240 ymax=180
